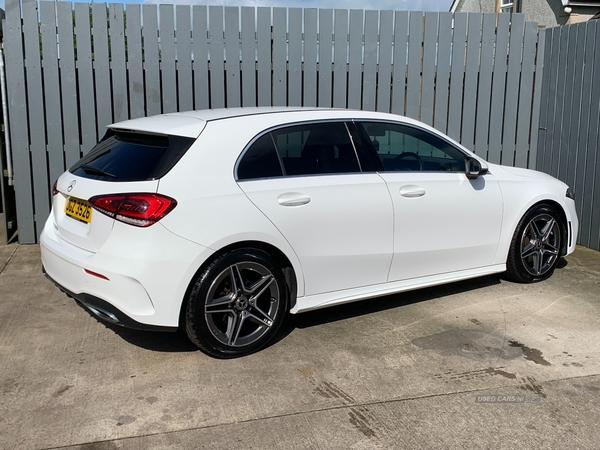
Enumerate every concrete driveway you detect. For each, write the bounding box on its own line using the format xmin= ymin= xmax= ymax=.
xmin=1 ymin=239 xmax=599 ymax=449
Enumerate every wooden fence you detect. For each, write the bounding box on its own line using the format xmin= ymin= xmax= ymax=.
xmin=3 ymin=0 xmax=545 ymax=243
xmin=537 ymin=20 xmax=600 ymax=251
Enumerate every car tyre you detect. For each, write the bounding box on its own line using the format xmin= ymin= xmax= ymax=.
xmin=507 ymin=204 xmax=564 ymax=283
xmin=185 ymin=249 xmax=288 ymax=358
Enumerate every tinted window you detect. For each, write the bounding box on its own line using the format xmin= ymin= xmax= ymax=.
xmin=358 ymin=122 xmax=467 ymax=172
xmin=271 ymin=122 xmax=360 ymax=176
xmin=70 ymin=130 xmax=195 ymax=182
xmin=237 ymin=134 xmax=283 ymax=180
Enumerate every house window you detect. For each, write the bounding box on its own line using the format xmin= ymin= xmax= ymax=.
xmin=501 ymin=0 xmax=514 ymax=13
xmin=500 ymin=0 xmax=521 ymax=13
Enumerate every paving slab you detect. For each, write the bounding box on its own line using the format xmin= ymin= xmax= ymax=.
xmin=0 ymin=245 xmax=599 ymax=449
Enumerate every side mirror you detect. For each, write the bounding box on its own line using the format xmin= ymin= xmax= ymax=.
xmin=466 ymin=158 xmax=489 ymax=180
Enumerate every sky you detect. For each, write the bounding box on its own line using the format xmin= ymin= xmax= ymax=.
xmin=1 ymin=0 xmax=454 ymax=14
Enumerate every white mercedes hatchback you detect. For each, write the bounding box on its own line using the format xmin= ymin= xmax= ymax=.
xmin=41 ymin=108 xmax=578 ymax=358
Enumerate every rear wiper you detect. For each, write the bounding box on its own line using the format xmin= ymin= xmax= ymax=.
xmin=80 ymin=165 xmax=118 ymax=179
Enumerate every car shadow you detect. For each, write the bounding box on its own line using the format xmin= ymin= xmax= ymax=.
xmin=98 ymin=258 xmax=569 ymax=355
xmin=269 ymin=273 xmax=503 ymax=348
xmin=99 ymin=322 xmax=199 ymax=353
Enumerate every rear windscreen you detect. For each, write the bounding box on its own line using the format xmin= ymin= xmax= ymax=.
xmin=69 ymin=130 xmax=195 ymax=181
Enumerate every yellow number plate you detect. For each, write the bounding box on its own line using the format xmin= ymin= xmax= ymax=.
xmin=64 ymin=197 xmax=93 ymax=223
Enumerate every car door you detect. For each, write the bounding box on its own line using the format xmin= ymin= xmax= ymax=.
xmin=236 ymin=121 xmax=393 ymax=296
xmin=355 ymin=121 xmax=503 ymax=282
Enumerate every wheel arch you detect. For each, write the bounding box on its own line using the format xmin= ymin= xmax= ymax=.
xmin=178 ymin=240 xmax=299 ymax=327
xmin=496 ymin=193 xmax=571 ymax=267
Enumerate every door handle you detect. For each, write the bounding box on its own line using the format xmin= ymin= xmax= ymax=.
xmin=399 ymin=185 xmax=426 ymax=198
xmin=277 ymin=193 xmax=311 ymax=206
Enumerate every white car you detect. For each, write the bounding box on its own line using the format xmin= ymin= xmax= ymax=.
xmin=41 ymin=108 xmax=578 ymax=358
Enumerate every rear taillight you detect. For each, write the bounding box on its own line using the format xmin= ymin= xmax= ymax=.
xmin=52 ymin=180 xmax=59 ymax=196
xmin=89 ymin=193 xmax=177 ymax=227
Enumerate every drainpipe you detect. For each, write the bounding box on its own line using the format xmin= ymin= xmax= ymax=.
xmin=0 ymin=44 xmax=14 ymax=186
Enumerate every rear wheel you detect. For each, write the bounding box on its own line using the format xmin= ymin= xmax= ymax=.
xmin=507 ymin=204 xmax=563 ymax=283
xmin=185 ymin=249 xmax=288 ymax=358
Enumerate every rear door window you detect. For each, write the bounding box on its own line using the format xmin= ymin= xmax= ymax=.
xmin=237 ymin=134 xmax=284 ymax=180
xmin=70 ymin=130 xmax=195 ymax=181
xmin=237 ymin=122 xmax=362 ymax=180
xmin=272 ymin=122 xmax=360 ymax=176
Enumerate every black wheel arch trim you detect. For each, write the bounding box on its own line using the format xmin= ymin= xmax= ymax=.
xmin=180 ymin=241 xmax=298 ymax=328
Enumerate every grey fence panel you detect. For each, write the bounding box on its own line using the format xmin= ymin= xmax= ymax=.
xmin=209 ymin=6 xmax=225 ymax=108
xmin=537 ymin=22 xmax=600 ymax=251
xmin=391 ymin=11 xmax=409 ymax=115
xmin=347 ymin=10 xmax=363 ymax=110
xmin=332 ymin=9 xmax=347 ymax=108
xmin=488 ymin=14 xmax=510 ymax=165
xmin=420 ymin=12 xmax=438 ymax=126
xmin=3 ymin=3 xmax=548 ymax=244
xmin=574 ymin=22 xmax=597 ymax=244
xmin=515 ymin=22 xmax=538 ymax=168
xmin=56 ymin=1 xmax=80 ymax=167
xmin=225 ymin=7 xmax=241 ymax=108
xmin=318 ymin=10 xmax=333 ymax=107
xmin=433 ymin=12 xmax=451 ymax=132
xmin=537 ymin=31 xmax=558 ymax=187
xmin=177 ymin=6 xmax=193 ymax=112
xmin=406 ymin=12 xmax=423 ymax=120
xmin=376 ymin=12 xmax=393 ymax=113
xmin=564 ymin=25 xmax=586 ymax=189
xmin=537 ymin=29 xmax=558 ymax=173
xmin=241 ymin=7 xmax=257 ymax=107
xmin=288 ymin=9 xmax=303 ymax=107
xmin=556 ymin=25 xmax=579 ymax=180
xmin=526 ymin=27 xmax=545 ymax=170
xmin=461 ymin=13 xmax=482 ymax=151
xmin=584 ymin=25 xmax=600 ymax=249
xmin=548 ymin=28 xmax=570 ymax=176
xmin=502 ymin=14 xmax=525 ymax=166
xmin=40 ymin=1 xmax=64 ymax=186
xmin=272 ymin=8 xmax=287 ymax=106
xmin=4 ymin=0 xmax=35 ymax=243
xmin=142 ymin=5 xmax=161 ymax=116
xmin=92 ymin=3 xmax=112 ymax=135
xmin=256 ymin=7 xmax=271 ymax=107
xmin=126 ymin=5 xmax=145 ymax=119
xmin=160 ymin=5 xmax=177 ymax=113
xmin=303 ymin=9 xmax=318 ymax=107
xmin=362 ymin=10 xmax=378 ymax=112
xmin=447 ymin=13 xmax=467 ymax=142
xmin=74 ymin=3 xmax=97 ymax=152
xmin=193 ymin=6 xmax=210 ymax=110
xmin=109 ymin=4 xmax=128 ymax=123
xmin=23 ymin=0 xmax=50 ymax=234
xmin=474 ymin=13 xmax=496 ymax=158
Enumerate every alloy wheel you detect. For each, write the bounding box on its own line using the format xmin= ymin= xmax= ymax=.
xmin=520 ymin=213 xmax=561 ymax=277
xmin=204 ymin=262 xmax=280 ymax=347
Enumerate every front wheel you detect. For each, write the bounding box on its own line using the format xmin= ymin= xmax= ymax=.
xmin=185 ymin=249 xmax=289 ymax=358
xmin=507 ymin=204 xmax=564 ymax=283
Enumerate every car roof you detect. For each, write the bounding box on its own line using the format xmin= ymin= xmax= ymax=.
xmin=107 ymin=107 xmax=430 ymax=139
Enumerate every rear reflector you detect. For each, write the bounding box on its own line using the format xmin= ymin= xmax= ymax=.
xmin=89 ymin=193 xmax=177 ymax=227
xmin=84 ymin=269 xmax=110 ymax=281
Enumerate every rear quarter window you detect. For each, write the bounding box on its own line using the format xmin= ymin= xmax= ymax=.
xmin=70 ymin=130 xmax=195 ymax=181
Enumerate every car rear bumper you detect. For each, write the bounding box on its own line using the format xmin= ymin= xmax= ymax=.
xmin=43 ymin=268 xmax=177 ymax=331
xmin=40 ymin=212 xmax=212 ymax=328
